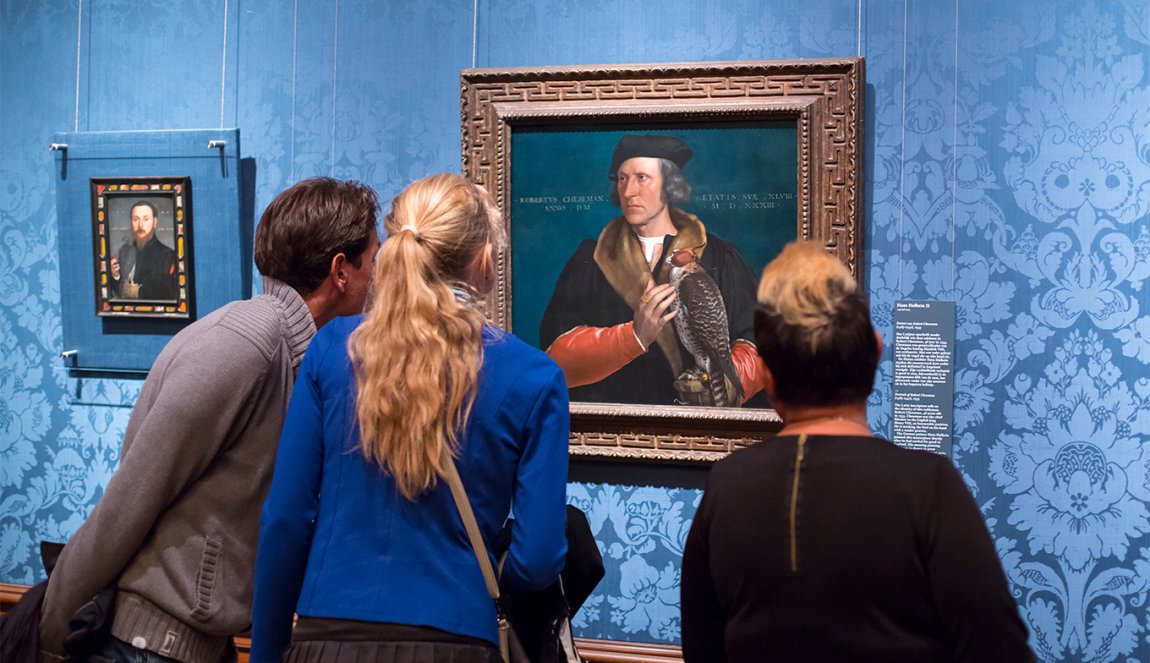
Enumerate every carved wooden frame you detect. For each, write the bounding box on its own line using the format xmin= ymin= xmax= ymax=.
xmin=461 ymin=59 xmax=864 ymax=462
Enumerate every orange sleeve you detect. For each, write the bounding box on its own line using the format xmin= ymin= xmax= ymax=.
xmin=732 ymin=340 xmax=767 ymax=403
xmin=545 ymin=323 xmax=647 ymax=388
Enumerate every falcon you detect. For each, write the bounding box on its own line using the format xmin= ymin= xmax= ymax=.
xmin=667 ymin=249 xmax=744 ymax=407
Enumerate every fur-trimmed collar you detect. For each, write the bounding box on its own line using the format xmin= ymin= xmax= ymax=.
xmin=592 ymin=207 xmax=707 ymax=376
xmin=592 ymin=207 xmax=707 ymax=303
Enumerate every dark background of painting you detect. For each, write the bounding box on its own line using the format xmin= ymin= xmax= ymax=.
xmin=103 ymin=194 xmax=179 ymax=274
xmin=510 ymin=121 xmax=798 ymax=348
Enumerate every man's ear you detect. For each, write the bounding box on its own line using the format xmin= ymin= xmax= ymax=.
xmin=330 ymin=252 xmax=350 ymax=293
xmin=874 ymin=330 xmax=884 ymax=361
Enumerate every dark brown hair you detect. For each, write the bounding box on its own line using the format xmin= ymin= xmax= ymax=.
xmin=129 ymin=200 xmax=159 ymax=218
xmin=254 ymin=177 xmax=380 ymax=293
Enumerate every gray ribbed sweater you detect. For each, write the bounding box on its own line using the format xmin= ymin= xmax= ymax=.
xmin=40 ymin=278 xmax=315 ymax=662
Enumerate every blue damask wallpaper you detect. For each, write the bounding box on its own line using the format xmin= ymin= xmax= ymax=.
xmin=564 ymin=483 xmax=701 ymax=642
xmin=2 ymin=1 xmax=1148 ymax=661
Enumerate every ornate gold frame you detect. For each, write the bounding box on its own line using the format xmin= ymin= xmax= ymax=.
xmin=461 ymin=59 xmax=865 ymax=462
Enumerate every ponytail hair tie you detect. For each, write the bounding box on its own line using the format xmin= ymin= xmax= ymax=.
xmin=398 ymin=224 xmax=420 ymax=239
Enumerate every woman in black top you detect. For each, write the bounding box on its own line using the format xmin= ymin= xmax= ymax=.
xmin=680 ymin=241 xmax=1034 ymax=663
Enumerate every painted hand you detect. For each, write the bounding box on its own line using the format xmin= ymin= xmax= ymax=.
xmin=634 ymin=280 xmax=677 ymax=349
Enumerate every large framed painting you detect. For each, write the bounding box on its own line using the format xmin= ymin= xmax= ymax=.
xmin=91 ymin=177 xmax=193 ymax=318
xmin=462 ymin=59 xmax=864 ymax=461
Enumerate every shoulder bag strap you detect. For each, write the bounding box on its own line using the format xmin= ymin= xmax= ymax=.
xmin=442 ymin=450 xmax=520 ymax=662
xmin=441 ymin=449 xmax=501 ymax=603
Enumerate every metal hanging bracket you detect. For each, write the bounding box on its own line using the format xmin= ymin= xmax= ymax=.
xmin=51 ymin=143 xmax=69 ymax=179
xmin=208 ymin=140 xmax=228 ymax=176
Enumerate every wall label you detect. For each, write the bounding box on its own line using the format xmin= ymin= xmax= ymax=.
xmin=891 ymin=300 xmax=956 ymax=456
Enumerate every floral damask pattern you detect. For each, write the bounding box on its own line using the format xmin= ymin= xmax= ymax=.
xmin=3 ymin=1 xmax=1150 ymax=661
xmin=566 ymin=483 xmax=699 ymax=643
xmin=988 ymin=334 xmax=1150 ymax=661
xmin=994 ymin=333 xmax=1150 ymax=566
xmin=942 ymin=2 xmax=1150 ymax=660
xmin=921 ymin=252 xmax=1016 ymax=339
xmin=995 ymin=3 xmax=1150 ymax=333
xmin=859 ymin=1 xmax=1149 ymax=659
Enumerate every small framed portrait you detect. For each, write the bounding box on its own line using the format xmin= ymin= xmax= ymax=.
xmin=90 ymin=177 xmax=193 ymax=318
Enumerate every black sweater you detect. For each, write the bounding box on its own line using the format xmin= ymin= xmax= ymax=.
xmin=681 ymin=434 xmax=1034 ymax=663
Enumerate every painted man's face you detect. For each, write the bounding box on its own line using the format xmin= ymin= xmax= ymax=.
xmin=615 ymin=157 xmax=667 ymax=235
xmin=130 ymin=204 xmax=157 ymax=245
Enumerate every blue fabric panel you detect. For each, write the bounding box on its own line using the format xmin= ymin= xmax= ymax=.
xmin=235 ymin=0 xmax=298 ymax=221
xmin=477 ymin=0 xmax=860 ymax=67
xmin=53 ymin=129 xmax=248 ymax=372
xmin=566 ymin=481 xmax=702 ymax=643
xmin=4 ymin=0 xmax=1150 ymax=659
xmin=81 ymin=1 xmax=233 ymax=131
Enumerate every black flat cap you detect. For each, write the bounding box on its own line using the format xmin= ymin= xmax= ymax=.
xmin=608 ymin=134 xmax=693 ymax=178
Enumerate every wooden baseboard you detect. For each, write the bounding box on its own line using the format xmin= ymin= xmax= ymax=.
xmin=572 ymin=638 xmax=684 ymax=662
xmin=2 ymin=583 xmax=683 ymax=662
xmin=1 ymin=582 xmax=25 ymax=610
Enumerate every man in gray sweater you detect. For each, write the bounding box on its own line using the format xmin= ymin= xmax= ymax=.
xmin=39 ymin=178 xmax=381 ymax=663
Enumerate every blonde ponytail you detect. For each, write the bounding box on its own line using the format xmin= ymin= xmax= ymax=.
xmin=348 ymin=174 xmax=503 ymax=500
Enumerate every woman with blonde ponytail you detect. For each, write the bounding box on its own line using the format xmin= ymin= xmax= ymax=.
xmin=252 ymin=174 xmax=570 ymax=663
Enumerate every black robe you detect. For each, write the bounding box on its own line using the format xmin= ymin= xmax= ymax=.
xmin=113 ymin=235 xmax=178 ymax=301
xmin=539 ymin=212 xmax=758 ymax=405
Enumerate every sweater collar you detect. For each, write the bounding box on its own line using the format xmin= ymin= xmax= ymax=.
xmin=261 ymin=276 xmax=316 ymax=375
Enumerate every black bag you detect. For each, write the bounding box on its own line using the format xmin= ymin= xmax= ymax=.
xmin=501 ymin=506 xmax=603 ymax=663
xmin=62 ymin=586 xmax=117 ymax=658
xmin=442 ymin=455 xmax=594 ymax=663
xmin=0 ymin=542 xmax=65 ymax=663
xmin=0 ymin=580 xmax=49 ymax=663
xmin=0 ymin=541 xmax=116 ymax=663
xmin=502 ymin=578 xmax=580 ymax=663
